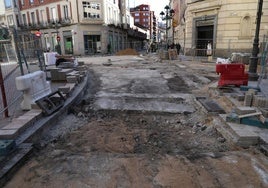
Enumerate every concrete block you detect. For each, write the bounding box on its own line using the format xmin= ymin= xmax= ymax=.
xmin=58 ymin=85 xmax=71 ymax=94
xmin=0 ymin=140 xmax=16 ymax=156
xmin=253 ymin=96 xmax=267 ymax=108
xmin=260 ymin=108 xmax=268 ymax=117
xmin=2 ymin=121 xmax=28 ymax=134
xmin=0 ymin=129 xmax=19 ymax=139
xmin=244 ymin=93 xmax=253 ymax=106
xmin=233 ymin=94 xmax=245 ymax=101
xmin=65 ymin=83 xmax=76 ymax=91
xmin=66 ymin=76 xmax=78 ymax=83
xmin=228 ymin=123 xmax=259 ymax=147
xmin=50 ymin=68 xmax=61 ymax=80
xmin=76 ymin=65 xmax=87 ymax=71
xmin=23 ymin=109 xmax=42 ymax=118
xmin=16 ymin=71 xmax=52 ymax=110
xmin=235 ymin=106 xmax=256 ymax=115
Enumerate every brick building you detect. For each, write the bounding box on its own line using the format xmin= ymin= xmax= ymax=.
xmin=130 ymin=4 xmax=157 ymax=42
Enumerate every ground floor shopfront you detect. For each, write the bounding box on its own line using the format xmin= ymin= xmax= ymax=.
xmin=38 ymin=24 xmax=144 ymax=56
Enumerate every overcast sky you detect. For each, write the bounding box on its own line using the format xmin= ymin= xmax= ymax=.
xmin=129 ymin=0 xmax=169 ymax=16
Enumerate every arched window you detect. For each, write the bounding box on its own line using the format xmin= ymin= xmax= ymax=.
xmin=240 ymin=16 xmax=251 ymax=38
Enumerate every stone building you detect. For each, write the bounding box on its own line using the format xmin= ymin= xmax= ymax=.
xmin=172 ymin=0 xmax=268 ymax=57
xmin=2 ymin=0 xmax=147 ymax=56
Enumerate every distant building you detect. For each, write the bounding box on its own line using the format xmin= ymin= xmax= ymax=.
xmin=130 ymin=4 xmax=157 ymax=42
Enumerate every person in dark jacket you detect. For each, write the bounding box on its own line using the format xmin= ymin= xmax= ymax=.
xmin=175 ymin=43 xmax=181 ymax=55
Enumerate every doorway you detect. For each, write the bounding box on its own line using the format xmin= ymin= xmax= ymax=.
xmin=196 ymin=25 xmax=214 ymax=56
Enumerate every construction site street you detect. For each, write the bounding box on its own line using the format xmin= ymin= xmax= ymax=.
xmin=3 ymin=53 xmax=268 ymax=188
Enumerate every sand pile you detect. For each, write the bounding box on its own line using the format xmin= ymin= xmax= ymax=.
xmin=116 ymin=48 xmax=139 ymax=56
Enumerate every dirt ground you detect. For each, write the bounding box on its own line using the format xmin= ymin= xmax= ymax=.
xmin=4 ymin=55 xmax=268 ymax=188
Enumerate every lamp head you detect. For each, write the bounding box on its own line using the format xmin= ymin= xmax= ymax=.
xmin=160 ymin=11 xmax=165 ymax=19
xmin=164 ymin=5 xmax=170 ymax=10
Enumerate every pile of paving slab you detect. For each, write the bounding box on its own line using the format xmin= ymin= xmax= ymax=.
xmin=226 ymin=88 xmax=268 ymax=128
xmin=0 ymin=61 xmax=87 ymax=157
xmin=216 ymin=86 xmax=268 ymax=148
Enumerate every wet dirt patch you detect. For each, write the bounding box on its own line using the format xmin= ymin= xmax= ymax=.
xmin=167 ymin=76 xmax=191 ymax=93
xmin=52 ymin=110 xmax=230 ymax=159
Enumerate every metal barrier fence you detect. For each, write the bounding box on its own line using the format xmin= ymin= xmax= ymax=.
xmin=0 ymin=32 xmax=41 ymax=119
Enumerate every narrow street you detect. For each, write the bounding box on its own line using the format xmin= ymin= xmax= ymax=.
xmin=4 ymin=54 xmax=268 ymax=188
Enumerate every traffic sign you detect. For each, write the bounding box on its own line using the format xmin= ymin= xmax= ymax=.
xmin=35 ymin=31 xmax=41 ymax=37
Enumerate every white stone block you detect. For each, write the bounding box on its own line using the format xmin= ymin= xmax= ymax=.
xmin=16 ymin=71 xmax=51 ymax=110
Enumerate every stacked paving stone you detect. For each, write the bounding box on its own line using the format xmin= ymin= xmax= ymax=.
xmin=244 ymin=89 xmax=258 ymax=106
xmin=0 ymin=61 xmax=88 ymax=157
xmin=0 ymin=109 xmax=42 ymax=140
xmin=243 ymin=89 xmax=268 ymax=118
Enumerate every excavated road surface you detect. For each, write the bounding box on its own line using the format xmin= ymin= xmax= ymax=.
xmin=4 ymin=55 xmax=268 ymax=188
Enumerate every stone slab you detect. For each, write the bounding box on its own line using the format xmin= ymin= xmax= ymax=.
xmin=58 ymin=85 xmax=71 ymax=94
xmin=1 ymin=121 xmax=29 ymax=134
xmin=0 ymin=129 xmax=19 ymax=140
xmin=94 ymin=97 xmax=195 ymax=114
xmin=235 ymin=106 xmax=256 ymax=115
xmin=218 ymin=114 xmax=259 ymax=147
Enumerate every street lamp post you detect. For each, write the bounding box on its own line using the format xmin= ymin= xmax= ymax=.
xmin=248 ymin=0 xmax=263 ymax=81
xmin=160 ymin=5 xmax=174 ymax=50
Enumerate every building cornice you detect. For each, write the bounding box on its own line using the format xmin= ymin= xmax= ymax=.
xmin=191 ymin=5 xmax=221 ymax=14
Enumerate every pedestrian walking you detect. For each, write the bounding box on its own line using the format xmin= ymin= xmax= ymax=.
xmin=176 ymin=43 xmax=181 ymax=55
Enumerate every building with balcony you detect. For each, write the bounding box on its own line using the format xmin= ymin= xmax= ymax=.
xmin=2 ymin=0 xmax=146 ymax=56
xmin=130 ymin=4 xmax=157 ymax=42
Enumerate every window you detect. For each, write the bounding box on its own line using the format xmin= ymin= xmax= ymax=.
xmin=135 ymin=18 xmax=139 ymax=22
xmin=21 ymin=0 xmax=24 ymax=5
xmin=82 ymin=1 xmax=101 ymax=19
xmin=7 ymin=15 xmax=14 ymax=25
xmin=240 ymin=16 xmax=251 ymax=38
xmin=4 ymin=0 xmax=12 ymax=8
xmin=51 ymin=7 xmax=57 ymax=21
xmin=29 ymin=0 xmax=34 ymax=4
xmin=31 ymin=12 xmax=35 ymax=24
xmin=135 ymin=13 xmax=139 ymax=16
xmin=63 ymin=5 xmax=69 ymax=19
xmin=40 ymin=10 xmax=45 ymax=23
xmin=22 ymin=14 xmax=27 ymax=25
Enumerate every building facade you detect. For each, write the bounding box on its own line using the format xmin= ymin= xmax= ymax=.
xmin=130 ymin=4 xmax=157 ymax=42
xmin=3 ymin=0 xmax=147 ymax=56
xmin=172 ymin=0 xmax=268 ymax=57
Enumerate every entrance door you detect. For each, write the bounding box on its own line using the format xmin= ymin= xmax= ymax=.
xmin=196 ymin=25 xmax=213 ymax=56
xmin=87 ymin=40 xmax=94 ymax=54
xmin=64 ymin=37 xmax=73 ymax=54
